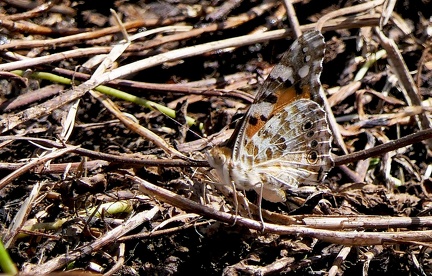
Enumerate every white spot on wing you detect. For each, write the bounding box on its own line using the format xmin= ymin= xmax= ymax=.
xmin=298 ymin=65 xmax=310 ymax=78
xmin=250 ymin=101 xmax=273 ymax=119
xmin=273 ymin=64 xmax=294 ymax=83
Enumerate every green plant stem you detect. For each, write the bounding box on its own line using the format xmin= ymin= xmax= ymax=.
xmin=354 ymin=49 xmax=387 ymax=81
xmin=11 ymin=70 xmax=201 ymax=128
xmin=0 ymin=239 xmax=18 ymax=275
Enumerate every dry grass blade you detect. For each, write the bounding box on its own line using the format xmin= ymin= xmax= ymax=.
xmin=316 ymin=0 xmax=385 ymax=31
xmin=0 ymin=146 xmax=79 ymax=190
xmin=2 ymin=1 xmax=432 ymax=274
xmin=375 ymin=28 xmax=432 ymax=148
xmin=328 ymin=246 xmax=352 ymax=276
xmin=3 ymin=182 xmax=42 ymax=248
xmin=90 ymin=91 xmax=190 ymax=159
xmin=0 ymin=83 xmax=94 ymax=133
xmin=0 ymin=136 xmax=206 ymax=166
xmin=282 ymin=0 xmax=301 ymax=37
xmin=22 ymin=207 xmax=159 ymax=275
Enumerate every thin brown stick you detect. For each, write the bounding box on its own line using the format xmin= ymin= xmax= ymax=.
xmin=316 ymin=0 xmax=385 ymax=31
xmin=2 ymin=1 xmax=57 ymax=21
xmin=0 ymin=84 xmax=64 ymax=112
xmin=119 ymin=220 xmax=212 ymax=241
xmin=0 ymin=160 xmax=109 ymax=174
xmin=2 ymin=0 xmax=75 ymax=16
xmin=334 ymin=128 xmax=432 ymax=166
xmin=282 ymin=0 xmax=302 ymax=38
xmin=375 ymin=28 xmax=432 ymax=149
xmin=0 ymin=16 xmax=90 ymax=36
xmin=52 ymin=67 xmax=255 ymax=102
xmin=0 ymin=146 xmax=79 ymax=190
xmin=90 ymin=91 xmax=189 ymax=160
xmin=134 ymin=175 xmax=432 ymax=246
xmin=2 ymin=126 xmax=432 ymax=169
xmin=0 ymin=136 xmax=207 ymax=167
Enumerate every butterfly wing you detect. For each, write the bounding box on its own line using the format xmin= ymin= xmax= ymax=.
xmin=232 ymin=30 xmax=333 ymax=197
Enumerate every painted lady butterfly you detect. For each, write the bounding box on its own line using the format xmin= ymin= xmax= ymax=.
xmin=207 ymin=30 xmax=333 ymax=216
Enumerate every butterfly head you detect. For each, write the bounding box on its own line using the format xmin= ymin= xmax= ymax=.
xmin=206 ymin=146 xmax=234 ymax=188
xmin=206 ymin=146 xmax=231 ymax=169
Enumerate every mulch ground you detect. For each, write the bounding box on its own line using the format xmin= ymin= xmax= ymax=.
xmin=1 ymin=0 xmax=432 ymax=275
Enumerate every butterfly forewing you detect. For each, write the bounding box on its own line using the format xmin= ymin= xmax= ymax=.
xmin=232 ymin=30 xmax=333 ymax=199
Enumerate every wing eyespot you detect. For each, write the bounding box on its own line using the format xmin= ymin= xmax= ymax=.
xmin=309 ymin=139 xmax=318 ymax=148
xmin=302 ymin=120 xmax=313 ymax=131
xmin=306 ymin=130 xmax=315 ymax=138
xmin=307 ymin=151 xmax=319 ymax=164
xmin=307 ymin=103 xmax=317 ymax=111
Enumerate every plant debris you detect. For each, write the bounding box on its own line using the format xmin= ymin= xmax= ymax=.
xmin=1 ymin=0 xmax=432 ymax=275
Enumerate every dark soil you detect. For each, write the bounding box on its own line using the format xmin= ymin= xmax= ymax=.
xmin=1 ymin=0 xmax=432 ymax=275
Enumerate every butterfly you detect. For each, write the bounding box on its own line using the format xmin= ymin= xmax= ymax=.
xmin=206 ymin=30 xmax=333 ymax=220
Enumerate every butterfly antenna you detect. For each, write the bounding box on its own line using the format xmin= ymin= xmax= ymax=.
xmin=163 ymin=112 xmax=205 ymax=140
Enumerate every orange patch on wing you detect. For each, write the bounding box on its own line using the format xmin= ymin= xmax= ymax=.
xmin=272 ymin=85 xmax=311 ymax=115
xmin=245 ymin=116 xmax=265 ymax=138
xmin=245 ymin=85 xmax=311 ymax=139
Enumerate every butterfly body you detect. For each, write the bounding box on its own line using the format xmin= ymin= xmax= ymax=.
xmin=207 ymin=30 xmax=333 ymax=204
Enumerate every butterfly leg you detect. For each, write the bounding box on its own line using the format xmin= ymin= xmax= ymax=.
xmin=230 ymin=180 xmax=239 ymax=226
xmin=241 ymin=189 xmax=253 ymax=219
xmin=257 ymin=182 xmax=265 ymax=232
